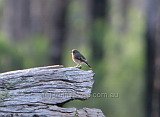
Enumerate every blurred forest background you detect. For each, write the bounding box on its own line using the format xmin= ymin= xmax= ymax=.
xmin=0 ymin=0 xmax=160 ymax=117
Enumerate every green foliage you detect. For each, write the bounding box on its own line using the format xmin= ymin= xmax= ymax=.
xmin=102 ymin=8 xmax=146 ymax=117
xmin=17 ymin=36 xmax=50 ymax=68
xmin=0 ymin=34 xmax=49 ymax=73
xmin=0 ymin=33 xmax=23 ymax=72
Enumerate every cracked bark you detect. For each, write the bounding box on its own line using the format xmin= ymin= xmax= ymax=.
xmin=0 ymin=65 xmax=105 ymax=117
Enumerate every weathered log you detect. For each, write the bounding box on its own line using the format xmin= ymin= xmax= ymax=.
xmin=0 ymin=65 xmax=105 ymax=117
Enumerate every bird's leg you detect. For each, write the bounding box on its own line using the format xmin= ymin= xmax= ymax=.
xmin=74 ymin=64 xmax=79 ymax=67
xmin=78 ymin=64 xmax=82 ymax=69
xmin=75 ymin=64 xmax=82 ymax=69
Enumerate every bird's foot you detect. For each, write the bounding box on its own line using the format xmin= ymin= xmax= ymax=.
xmin=75 ymin=65 xmax=82 ymax=69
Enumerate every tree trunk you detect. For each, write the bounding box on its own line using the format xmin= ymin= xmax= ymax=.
xmin=146 ymin=0 xmax=160 ymax=117
xmin=49 ymin=0 xmax=70 ymax=65
xmin=4 ymin=0 xmax=30 ymax=41
xmin=90 ymin=0 xmax=107 ymax=61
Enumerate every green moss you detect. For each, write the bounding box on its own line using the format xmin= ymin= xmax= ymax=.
xmin=0 ymin=90 xmax=10 ymax=102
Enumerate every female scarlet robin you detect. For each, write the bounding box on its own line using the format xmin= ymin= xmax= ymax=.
xmin=71 ymin=49 xmax=91 ymax=68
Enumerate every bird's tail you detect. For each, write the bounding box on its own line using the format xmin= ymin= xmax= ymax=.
xmin=84 ymin=61 xmax=92 ymax=68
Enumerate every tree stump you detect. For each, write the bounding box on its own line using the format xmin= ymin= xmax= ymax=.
xmin=0 ymin=65 xmax=105 ymax=117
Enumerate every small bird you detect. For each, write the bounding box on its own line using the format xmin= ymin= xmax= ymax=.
xmin=71 ymin=49 xmax=91 ymax=69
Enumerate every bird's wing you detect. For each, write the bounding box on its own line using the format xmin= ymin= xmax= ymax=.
xmin=78 ymin=55 xmax=91 ymax=68
xmin=78 ymin=56 xmax=87 ymax=62
xmin=77 ymin=55 xmax=87 ymax=62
